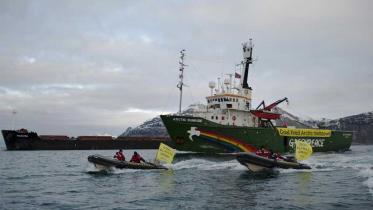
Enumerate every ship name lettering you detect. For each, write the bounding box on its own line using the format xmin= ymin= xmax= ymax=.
xmin=288 ymin=138 xmax=325 ymax=148
xmin=173 ymin=118 xmax=187 ymax=122
xmin=173 ymin=118 xmax=202 ymax=123
xmin=187 ymin=119 xmax=202 ymax=123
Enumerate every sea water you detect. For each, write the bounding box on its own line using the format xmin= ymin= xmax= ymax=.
xmin=0 ymin=145 xmax=372 ymax=210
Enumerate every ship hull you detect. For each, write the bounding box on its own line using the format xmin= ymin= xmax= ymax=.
xmin=88 ymin=155 xmax=167 ymax=170
xmin=160 ymin=115 xmax=353 ymax=153
xmin=236 ymin=152 xmax=311 ymax=171
xmin=1 ymin=130 xmax=168 ymax=150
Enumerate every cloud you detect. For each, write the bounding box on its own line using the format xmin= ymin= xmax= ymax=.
xmin=21 ymin=56 xmax=36 ymax=64
xmin=0 ymin=0 xmax=372 ymax=135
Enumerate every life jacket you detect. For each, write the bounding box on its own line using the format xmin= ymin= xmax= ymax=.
xmin=255 ymin=149 xmax=270 ymax=158
xmin=272 ymin=153 xmax=286 ymax=161
xmin=114 ymin=152 xmax=125 ymax=161
xmin=118 ymin=152 xmax=125 ymax=161
xmin=130 ymin=154 xmax=142 ymax=163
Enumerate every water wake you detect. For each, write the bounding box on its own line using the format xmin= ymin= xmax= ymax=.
xmin=172 ymin=158 xmax=245 ymax=171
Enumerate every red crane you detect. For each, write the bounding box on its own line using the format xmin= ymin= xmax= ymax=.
xmin=251 ymin=97 xmax=288 ymax=120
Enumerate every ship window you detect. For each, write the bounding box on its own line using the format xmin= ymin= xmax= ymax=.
xmin=211 ymin=116 xmax=214 ymax=120
xmin=215 ymin=116 xmax=218 ymax=120
xmin=227 ymin=104 xmax=232 ymax=108
xmin=222 ymin=116 xmax=225 ymax=120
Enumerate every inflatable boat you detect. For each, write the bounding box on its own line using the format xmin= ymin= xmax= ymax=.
xmin=236 ymin=152 xmax=311 ymax=172
xmin=88 ymin=154 xmax=168 ymax=170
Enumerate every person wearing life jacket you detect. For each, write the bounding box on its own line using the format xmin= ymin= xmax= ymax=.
xmin=255 ymin=146 xmax=270 ymax=158
xmin=268 ymin=150 xmax=287 ymax=161
xmin=114 ymin=149 xmax=125 ymax=161
xmin=130 ymin=151 xmax=145 ymax=163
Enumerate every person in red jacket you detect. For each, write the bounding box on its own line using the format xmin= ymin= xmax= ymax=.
xmin=255 ymin=146 xmax=270 ymax=158
xmin=268 ymin=150 xmax=287 ymax=161
xmin=130 ymin=151 xmax=145 ymax=163
xmin=114 ymin=149 xmax=125 ymax=161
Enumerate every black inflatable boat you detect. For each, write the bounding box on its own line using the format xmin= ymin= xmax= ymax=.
xmin=88 ymin=154 xmax=168 ymax=170
xmin=236 ymin=152 xmax=311 ymax=172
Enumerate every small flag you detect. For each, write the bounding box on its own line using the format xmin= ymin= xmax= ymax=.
xmin=295 ymin=140 xmax=313 ymax=161
xmin=235 ymin=72 xmax=241 ymax=78
xmin=155 ymin=143 xmax=176 ymax=164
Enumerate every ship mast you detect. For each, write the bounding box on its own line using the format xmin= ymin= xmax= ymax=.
xmin=242 ymin=39 xmax=253 ymax=89
xmin=11 ymin=109 xmax=17 ymax=130
xmin=177 ymin=49 xmax=186 ymax=114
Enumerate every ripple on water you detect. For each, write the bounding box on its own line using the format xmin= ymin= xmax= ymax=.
xmin=0 ymin=146 xmax=372 ymax=209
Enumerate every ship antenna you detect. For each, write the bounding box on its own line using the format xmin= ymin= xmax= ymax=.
xmin=242 ymin=38 xmax=253 ymax=89
xmin=177 ymin=49 xmax=187 ymax=114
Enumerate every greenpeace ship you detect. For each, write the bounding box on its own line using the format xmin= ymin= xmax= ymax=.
xmin=161 ymin=39 xmax=352 ymax=153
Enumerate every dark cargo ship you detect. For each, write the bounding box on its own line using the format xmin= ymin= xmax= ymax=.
xmin=1 ymin=129 xmax=169 ymax=150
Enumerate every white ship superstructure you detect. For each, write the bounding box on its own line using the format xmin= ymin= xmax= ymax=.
xmin=179 ymin=39 xmax=287 ymax=127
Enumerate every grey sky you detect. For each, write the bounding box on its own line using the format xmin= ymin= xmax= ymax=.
xmin=1 ymin=0 xmax=372 ymax=136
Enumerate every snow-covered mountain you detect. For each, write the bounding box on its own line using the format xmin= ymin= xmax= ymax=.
xmin=120 ymin=104 xmax=373 ymax=144
xmin=273 ymin=107 xmax=319 ymax=128
xmin=120 ymin=103 xmax=206 ymax=137
xmin=317 ymin=111 xmax=373 ymax=144
xmin=120 ymin=117 xmax=168 ymax=137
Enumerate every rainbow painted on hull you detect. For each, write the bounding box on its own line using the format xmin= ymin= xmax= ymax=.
xmin=192 ymin=128 xmax=257 ymax=152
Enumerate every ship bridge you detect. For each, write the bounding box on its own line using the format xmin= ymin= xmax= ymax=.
xmin=200 ymin=88 xmax=257 ymax=126
xmin=206 ymin=93 xmax=251 ymax=111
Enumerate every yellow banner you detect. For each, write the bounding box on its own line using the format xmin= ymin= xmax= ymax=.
xmin=277 ymin=128 xmax=331 ymax=137
xmin=156 ymin=143 xmax=176 ymax=164
xmin=295 ymin=140 xmax=313 ymax=160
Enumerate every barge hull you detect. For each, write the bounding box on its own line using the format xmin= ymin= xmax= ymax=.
xmin=1 ymin=130 xmax=169 ymax=150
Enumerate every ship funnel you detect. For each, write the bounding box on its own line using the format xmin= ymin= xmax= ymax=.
xmin=242 ymin=39 xmax=253 ymax=89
